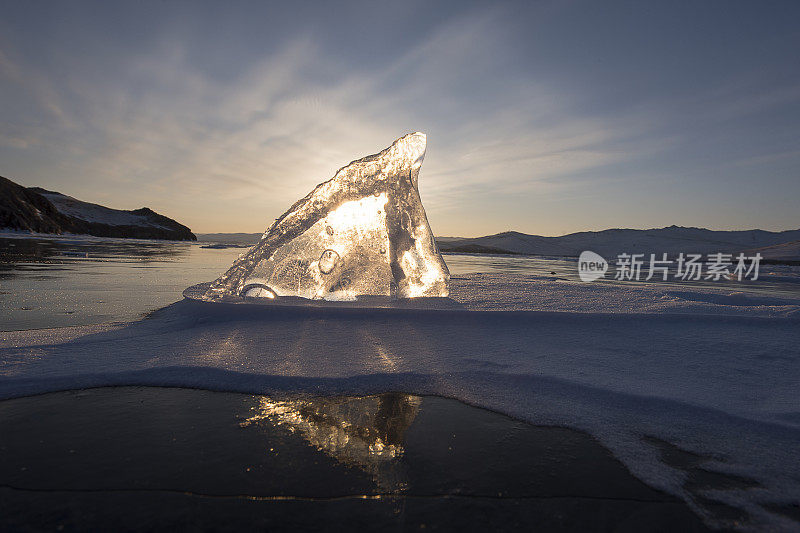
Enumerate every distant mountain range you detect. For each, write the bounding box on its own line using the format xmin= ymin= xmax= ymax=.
xmin=196 ymin=232 xmax=262 ymax=244
xmin=437 ymin=227 xmax=800 ymax=261
xmin=197 ymin=226 xmax=800 ymax=262
xmin=0 ymin=176 xmax=196 ymax=241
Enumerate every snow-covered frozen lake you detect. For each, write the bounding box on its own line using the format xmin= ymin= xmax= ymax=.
xmin=1 ymin=233 xmax=799 ymax=530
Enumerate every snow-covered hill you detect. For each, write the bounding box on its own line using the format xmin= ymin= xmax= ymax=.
xmin=0 ymin=176 xmax=195 ymax=241
xmin=438 ymin=226 xmax=800 ymax=259
xmin=36 ymin=190 xmax=167 ymax=228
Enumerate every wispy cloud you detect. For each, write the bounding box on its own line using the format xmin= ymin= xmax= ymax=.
xmin=2 ymin=8 xmax=642 ymax=231
xmin=1 ymin=2 xmax=798 ymax=235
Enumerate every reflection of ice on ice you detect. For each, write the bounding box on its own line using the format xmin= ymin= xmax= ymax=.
xmin=204 ymin=133 xmax=449 ymax=301
xmin=241 ymin=393 xmax=420 ymax=492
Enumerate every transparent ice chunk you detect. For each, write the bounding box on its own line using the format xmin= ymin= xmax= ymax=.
xmin=203 ymin=132 xmax=450 ymax=301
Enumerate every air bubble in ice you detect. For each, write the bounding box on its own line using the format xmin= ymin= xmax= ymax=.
xmin=318 ymin=249 xmax=339 ymax=274
xmin=241 ymin=284 xmax=277 ymax=299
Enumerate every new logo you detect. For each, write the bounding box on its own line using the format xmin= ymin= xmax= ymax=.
xmin=578 ymin=251 xmax=608 ymax=282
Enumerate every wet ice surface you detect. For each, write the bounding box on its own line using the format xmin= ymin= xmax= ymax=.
xmin=0 ymin=235 xmax=236 ymax=330
xmin=1 ymin=234 xmax=800 ymax=530
xmin=0 ymin=388 xmax=708 ymax=531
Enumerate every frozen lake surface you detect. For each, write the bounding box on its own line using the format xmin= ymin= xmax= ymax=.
xmin=1 ymin=233 xmax=799 ymax=530
xmin=0 ymin=387 xmax=708 ymax=531
xmin=1 ymin=234 xmax=798 ymax=330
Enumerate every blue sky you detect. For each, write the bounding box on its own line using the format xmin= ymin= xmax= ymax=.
xmin=1 ymin=0 xmax=798 ymax=236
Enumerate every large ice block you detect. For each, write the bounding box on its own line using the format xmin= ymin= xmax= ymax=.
xmin=203 ymin=132 xmax=450 ymax=301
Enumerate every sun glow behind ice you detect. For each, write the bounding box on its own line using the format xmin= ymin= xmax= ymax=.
xmin=204 ymin=132 xmax=450 ymax=302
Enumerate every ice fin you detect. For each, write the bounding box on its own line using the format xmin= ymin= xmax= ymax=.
xmin=203 ymin=132 xmax=449 ymax=301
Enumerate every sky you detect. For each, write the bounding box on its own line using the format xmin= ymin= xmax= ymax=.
xmin=1 ymin=0 xmax=799 ymax=237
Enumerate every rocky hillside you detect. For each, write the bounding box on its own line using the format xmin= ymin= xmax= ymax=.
xmin=1 ymin=176 xmax=196 ymax=241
